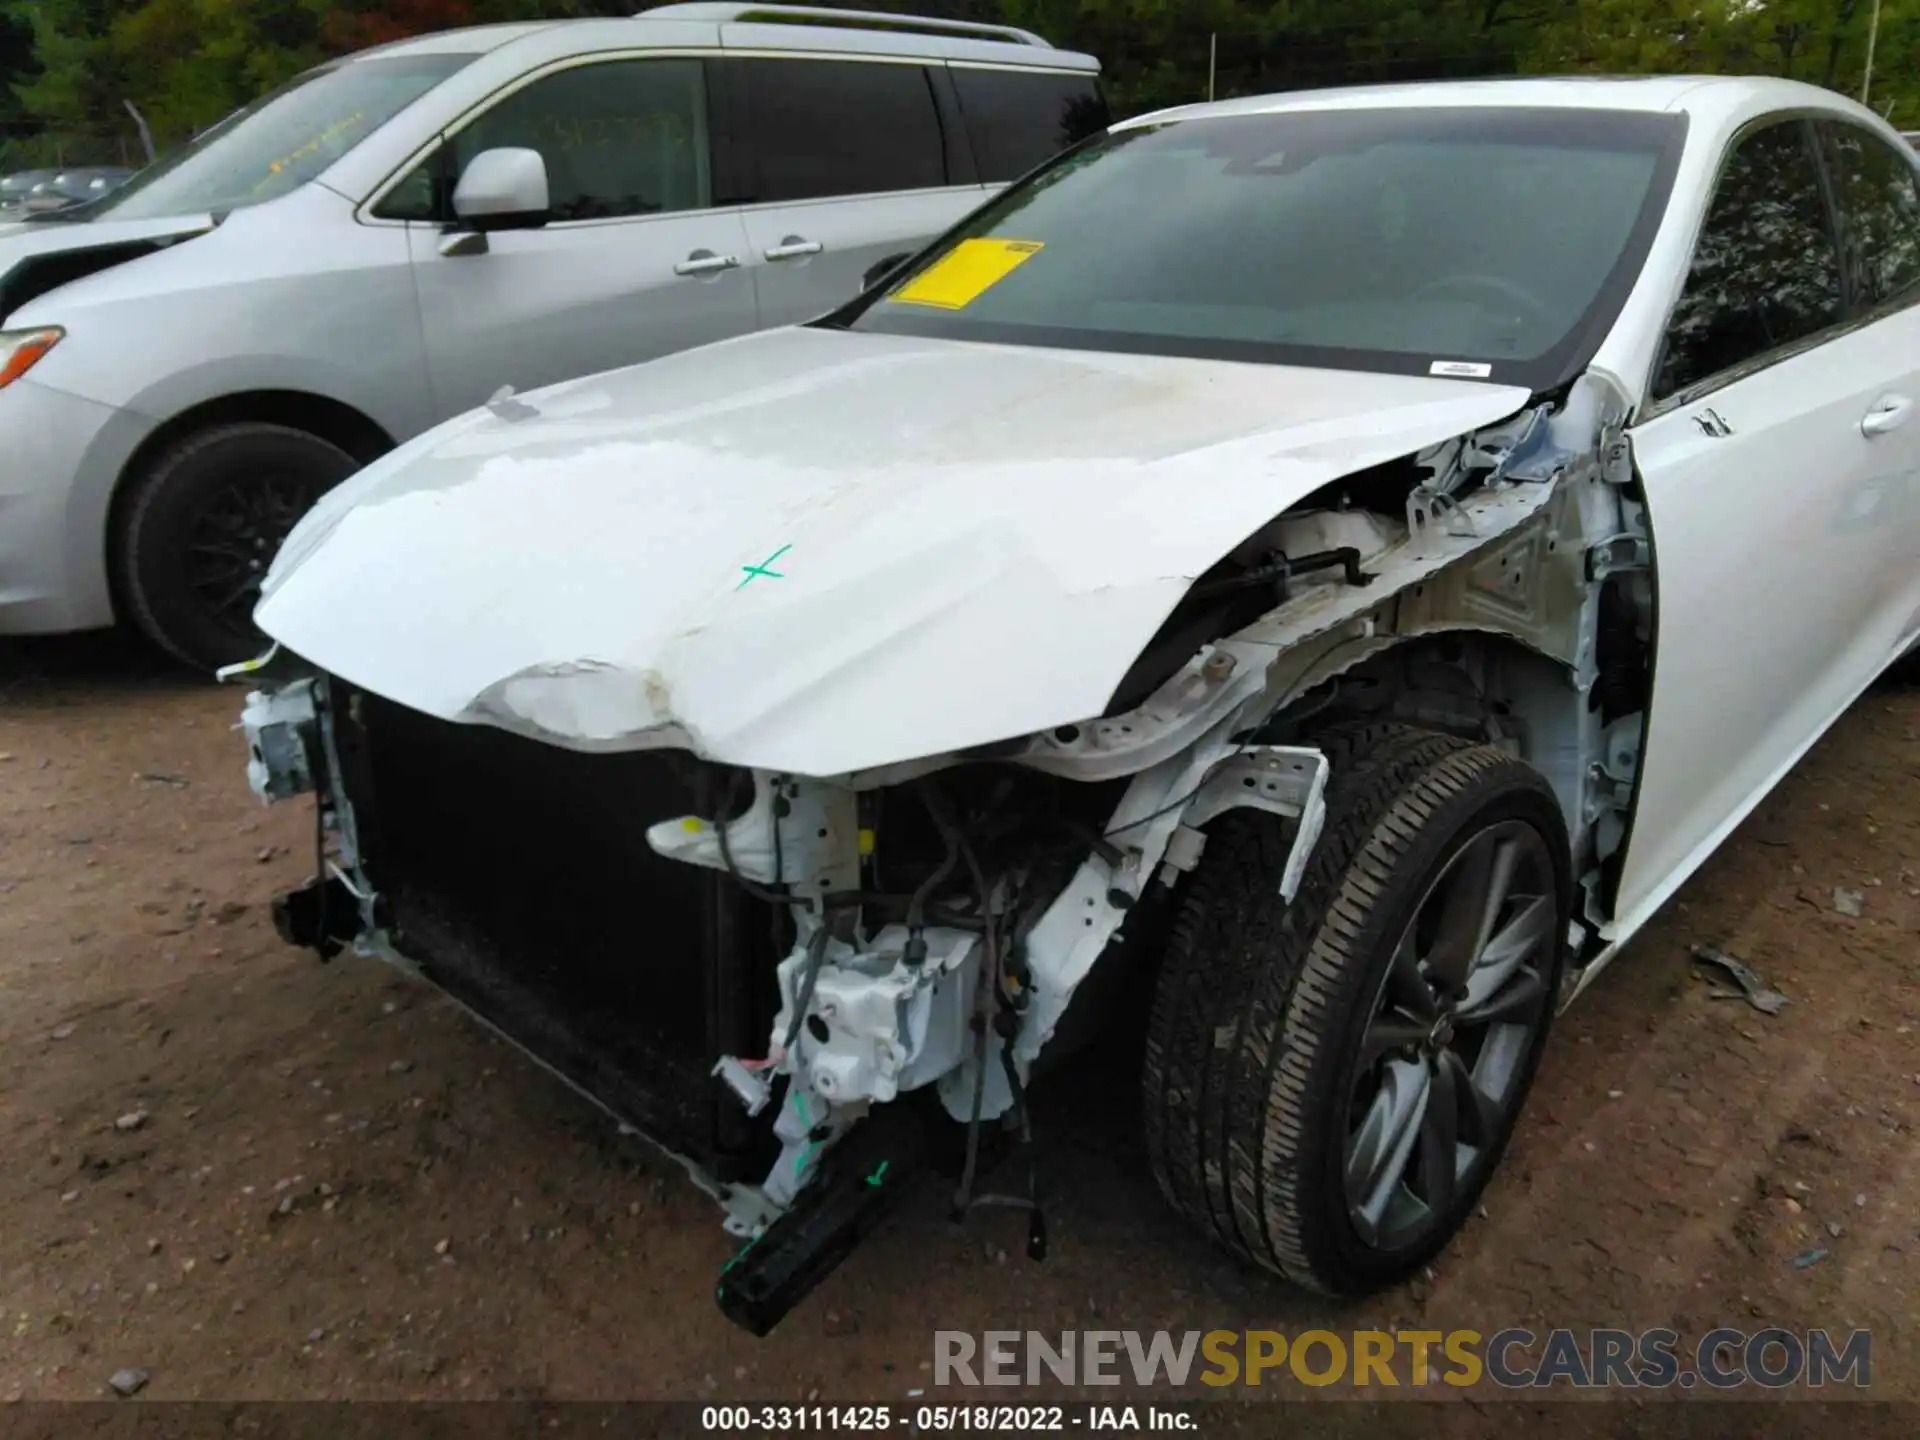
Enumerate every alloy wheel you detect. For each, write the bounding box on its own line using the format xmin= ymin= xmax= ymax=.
xmin=183 ymin=472 xmax=324 ymax=621
xmin=1343 ymin=818 xmax=1557 ymax=1250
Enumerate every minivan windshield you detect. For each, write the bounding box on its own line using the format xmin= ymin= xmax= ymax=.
xmin=84 ymin=53 xmax=472 ymax=222
xmin=839 ymin=106 xmax=1686 ymax=390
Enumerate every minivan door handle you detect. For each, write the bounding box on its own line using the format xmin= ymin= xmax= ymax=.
xmin=1861 ymin=393 xmax=1914 ymax=437
xmin=765 ymin=235 xmax=824 ymax=261
xmin=674 ymin=249 xmax=741 ymax=278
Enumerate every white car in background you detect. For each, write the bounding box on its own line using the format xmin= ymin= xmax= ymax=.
xmin=234 ymin=75 xmax=1920 ymax=1335
xmin=18 ymin=167 xmax=138 ymax=214
xmin=0 ymin=3 xmax=1104 ymax=669
xmin=0 ymin=169 xmax=59 ymax=215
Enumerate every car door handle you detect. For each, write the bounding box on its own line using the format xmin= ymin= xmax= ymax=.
xmin=674 ymin=250 xmax=741 ymax=278
xmin=1862 ymin=393 xmax=1914 ymax=437
xmin=764 ymin=236 xmax=824 ymax=261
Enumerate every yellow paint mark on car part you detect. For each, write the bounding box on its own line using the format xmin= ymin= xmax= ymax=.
xmin=858 ymin=827 xmax=876 ymax=857
xmin=681 ymin=817 xmax=705 ymax=833
xmin=892 ymin=238 xmax=1043 ymax=310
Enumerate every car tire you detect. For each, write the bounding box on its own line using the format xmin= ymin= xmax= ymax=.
xmin=117 ymin=423 xmax=359 ymax=671
xmin=1141 ymin=722 xmax=1571 ymax=1296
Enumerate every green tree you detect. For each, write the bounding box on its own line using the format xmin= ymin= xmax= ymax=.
xmin=5 ymin=0 xmax=122 ymax=158
xmin=102 ymin=0 xmax=328 ymax=141
xmin=6 ymin=0 xmax=1916 ymax=170
xmin=1521 ymin=0 xmax=1920 ymax=124
xmin=2 ymin=0 xmax=617 ymax=161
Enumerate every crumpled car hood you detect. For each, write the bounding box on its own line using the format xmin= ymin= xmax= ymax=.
xmin=256 ymin=326 xmax=1528 ymax=775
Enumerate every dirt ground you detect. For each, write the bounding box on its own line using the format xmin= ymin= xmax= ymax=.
xmin=0 ymin=630 xmax=1915 ymax=1409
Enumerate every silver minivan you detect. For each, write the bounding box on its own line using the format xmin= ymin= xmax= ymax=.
xmin=0 ymin=3 xmax=1104 ymax=668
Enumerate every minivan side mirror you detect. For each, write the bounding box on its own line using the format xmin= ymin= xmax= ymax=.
xmin=451 ymin=148 xmax=551 ymax=232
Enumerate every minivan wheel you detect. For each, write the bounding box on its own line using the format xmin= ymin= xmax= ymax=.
xmin=1141 ymin=724 xmax=1570 ymax=1296
xmin=117 ymin=423 xmax=358 ymax=671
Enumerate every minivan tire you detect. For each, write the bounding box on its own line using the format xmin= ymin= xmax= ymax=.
xmin=1141 ymin=723 xmax=1571 ymax=1297
xmin=117 ymin=423 xmax=359 ymax=672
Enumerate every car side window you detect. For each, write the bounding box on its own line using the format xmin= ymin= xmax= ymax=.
xmin=1821 ymin=121 xmax=1920 ymax=313
xmin=375 ymin=57 xmax=713 ymax=223
xmin=731 ymin=58 xmax=947 ymax=203
xmin=1652 ymin=120 xmax=1843 ymax=401
xmin=372 ymin=156 xmax=441 ymax=222
xmin=949 ymin=67 xmax=1110 ymax=183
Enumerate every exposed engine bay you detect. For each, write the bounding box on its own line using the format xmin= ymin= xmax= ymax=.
xmin=232 ymin=369 xmax=1655 ymax=1335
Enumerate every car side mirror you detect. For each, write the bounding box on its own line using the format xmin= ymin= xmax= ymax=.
xmin=862 ymin=252 xmax=912 ymax=291
xmin=451 ymin=148 xmax=551 ymax=233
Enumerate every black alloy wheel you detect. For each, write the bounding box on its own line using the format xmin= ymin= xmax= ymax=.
xmin=118 ymin=422 xmax=360 ymax=671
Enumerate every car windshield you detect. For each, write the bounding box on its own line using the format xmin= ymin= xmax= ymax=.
xmin=81 ymin=53 xmax=472 ymax=223
xmin=839 ymin=105 xmax=1686 ymax=389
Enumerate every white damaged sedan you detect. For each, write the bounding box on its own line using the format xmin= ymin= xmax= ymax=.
xmin=229 ymin=76 xmax=1920 ymax=1333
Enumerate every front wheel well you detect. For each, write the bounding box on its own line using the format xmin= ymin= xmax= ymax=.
xmin=1261 ymin=624 xmax=1647 ymax=948
xmin=107 ymin=391 xmax=395 ymax=582
xmin=1263 ymin=630 xmax=1560 ymax=748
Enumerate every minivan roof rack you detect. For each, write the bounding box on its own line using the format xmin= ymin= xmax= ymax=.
xmin=639 ymin=3 xmax=1053 ymax=49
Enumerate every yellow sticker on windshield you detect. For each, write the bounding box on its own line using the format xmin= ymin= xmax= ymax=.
xmin=892 ymin=238 xmax=1043 ymax=310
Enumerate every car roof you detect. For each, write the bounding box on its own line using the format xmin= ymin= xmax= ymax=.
xmin=347 ymin=22 xmax=560 ymax=58
xmin=1119 ymin=75 xmax=1874 ymax=131
xmin=348 ymin=6 xmax=1094 ymax=69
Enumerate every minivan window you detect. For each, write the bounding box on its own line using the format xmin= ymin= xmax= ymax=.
xmin=838 ymin=107 xmax=1684 ymax=392
xmin=92 ymin=54 xmax=473 ymax=222
xmin=1821 ymin=121 xmax=1920 ymax=312
xmin=419 ymin=58 xmax=714 ymax=222
xmin=951 ymin=67 xmax=1109 ymax=182
xmin=1653 ymin=120 xmax=1843 ymax=400
xmin=734 ymin=57 xmax=946 ymax=202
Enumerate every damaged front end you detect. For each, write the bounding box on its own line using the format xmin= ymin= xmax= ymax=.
xmin=234 ymin=369 xmax=1655 ymax=1335
xmin=234 ymin=657 xmax=1332 ymax=1334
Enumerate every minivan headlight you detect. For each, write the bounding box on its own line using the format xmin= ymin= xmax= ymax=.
xmin=0 ymin=328 xmax=64 ymax=389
